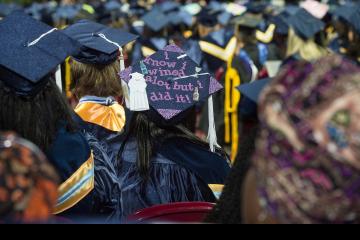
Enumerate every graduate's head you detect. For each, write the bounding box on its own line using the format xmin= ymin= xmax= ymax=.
xmin=234 ymin=13 xmax=262 ymax=46
xmin=0 ymin=75 xmax=77 ymax=152
xmin=71 ymin=59 xmax=123 ymax=98
xmin=119 ymin=44 xmax=223 ymax=177
xmin=197 ymin=8 xmax=220 ymax=38
xmin=344 ymin=7 xmax=360 ymax=63
xmin=141 ymin=7 xmax=171 ymax=38
xmin=0 ymin=11 xmax=78 ymax=151
xmin=286 ymin=9 xmax=328 ymax=62
xmin=0 ymin=132 xmax=59 ymax=224
xmin=246 ymin=56 xmax=360 ymax=224
xmin=62 ymin=20 xmax=138 ymax=98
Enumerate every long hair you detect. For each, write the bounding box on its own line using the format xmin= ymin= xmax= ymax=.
xmin=286 ymin=28 xmax=329 ymax=62
xmin=119 ymin=112 xmax=226 ymax=178
xmin=346 ymin=28 xmax=360 ymax=63
xmin=0 ymin=78 xmax=77 ymax=152
xmin=205 ymin=125 xmax=259 ymax=224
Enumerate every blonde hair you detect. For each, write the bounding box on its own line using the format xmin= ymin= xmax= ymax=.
xmin=286 ymin=28 xmax=329 ymax=62
xmin=71 ymin=59 xmax=123 ymax=99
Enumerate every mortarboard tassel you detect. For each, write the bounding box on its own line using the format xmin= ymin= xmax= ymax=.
xmin=174 ymin=68 xmax=219 ymax=152
xmin=207 ymin=95 xmax=220 ymax=152
xmin=97 ymin=33 xmax=131 ymax=107
xmin=119 ymin=47 xmax=131 ymax=108
xmin=55 ymin=65 xmax=63 ymax=92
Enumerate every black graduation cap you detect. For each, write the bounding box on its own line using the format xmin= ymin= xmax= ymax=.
xmin=160 ymin=1 xmax=180 ymax=13
xmin=232 ymin=13 xmax=263 ymax=29
xmin=237 ymin=78 xmax=271 ymax=103
xmin=53 ymin=4 xmax=81 ymax=22
xmin=63 ymin=20 xmax=138 ymax=65
xmin=288 ymin=8 xmax=325 ymax=40
xmin=245 ymin=2 xmax=269 ymax=14
xmin=121 ymin=44 xmax=224 ymax=151
xmin=0 ymin=11 xmax=80 ymax=96
xmin=284 ymin=5 xmax=300 ymax=16
xmin=169 ymin=9 xmax=193 ymax=27
xmin=271 ymin=13 xmax=291 ymax=35
xmin=207 ymin=1 xmax=225 ymax=13
xmin=218 ymin=11 xmax=232 ymax=26
xmin=333 ymin=4 xmax=356 ymax=23
xmin=105 ymin=0 xmax=122 ymax=12
xmin=120 ymin=44 xmax=223 ymax=125
xmin=197 ymin=7 xmax=221 ymax=27
xmin=25 ymin=3 xmax=46 ymax=21
xmin=141 ymin=8 xmax=170 ymax=32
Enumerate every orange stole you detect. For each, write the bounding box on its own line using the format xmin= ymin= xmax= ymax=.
xmin=75 ymin=102 xmax=126 ymax=132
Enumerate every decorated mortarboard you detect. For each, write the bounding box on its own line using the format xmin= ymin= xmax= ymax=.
xmin=63 ymin=19 xmax=138 ymax=65
xmin=141 ymin=7 xmax=170 ymax=32
xmin=120 ymin=44 xmax=223 ymax=151
xmin=236 ymin=78 xmax=271 ymax=103
xmin=0 ymin=11 xmax=80 ymax=96
xmin=288 ymin=8 xmax=325 ymax=40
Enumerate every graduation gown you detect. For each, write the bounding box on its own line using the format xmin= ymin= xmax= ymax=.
xmin=46 ymin=123 xmax=95 ymax=217
xmin=117 ymin=137 xmax=231 ymax=220
xmin=74 ymin=96 xmax=126 ymax=165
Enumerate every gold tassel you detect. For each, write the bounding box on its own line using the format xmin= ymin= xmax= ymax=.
xmin=224 ymin=55 xmax=241 ymax=162
xmin=65 ymin=57 xmax=72 ymax=99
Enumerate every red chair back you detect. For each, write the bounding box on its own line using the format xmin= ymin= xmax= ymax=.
xmin=127 ymin=202 xmax=215 ymax=224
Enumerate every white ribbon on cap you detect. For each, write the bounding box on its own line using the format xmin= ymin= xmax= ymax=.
xmin=171 ymin=67 xmax=219 ymax=152
xmin=27 ymin=28 xmax=57 ymax=47
xmin=207 ymin=95 xmax=220 ymax=152
xmin=96 ymin=33 xmax=130 ymax=107
xmin=27 ymin=28 xmax=63 ymax=92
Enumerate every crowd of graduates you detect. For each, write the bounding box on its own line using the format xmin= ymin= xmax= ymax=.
xmin=0 ymin=0 xmax=360 ymax=224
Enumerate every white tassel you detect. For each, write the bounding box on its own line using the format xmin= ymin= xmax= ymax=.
xmin=207 ymin=96 xmax=220 ymax=152
xmin=128 ymin=72 xmax=149 ymax=111
xmin=119 ymin=48 xmax=130 ymax=108
xmin=55 ymin=65 xmax=62 ymax=92
xmin=97 ymin=33 xmax=130 ymax=107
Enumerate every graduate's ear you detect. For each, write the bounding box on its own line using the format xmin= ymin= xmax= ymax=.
xmin=348 ymin=30 xmax=355 ymax=42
